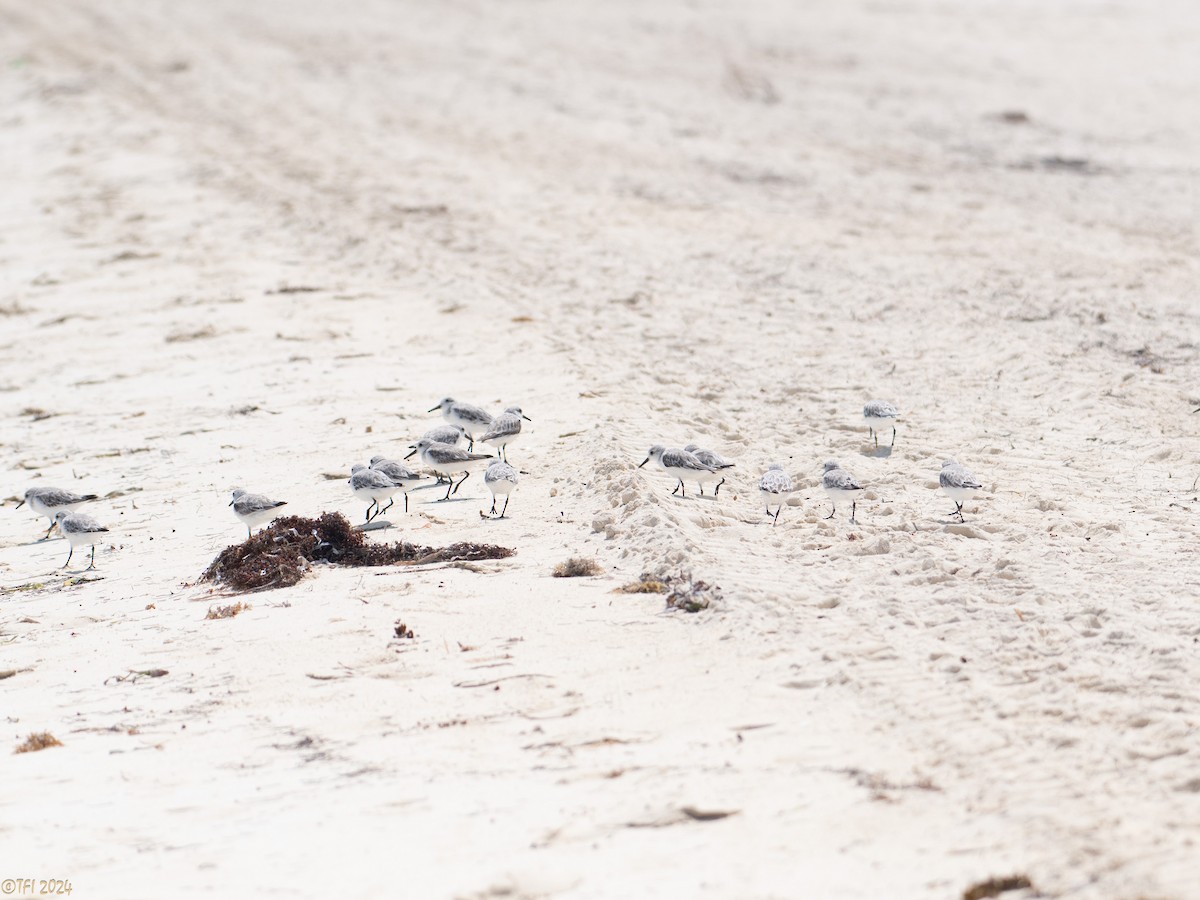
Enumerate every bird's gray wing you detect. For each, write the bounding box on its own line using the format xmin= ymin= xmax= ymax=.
xmin=235 ymin=493 xmax=286 ymax=513
xmin=661 ymin=449 xmax=715 ymax=471
xmin=481 ymin=415 xmax=521 ymax=441
xmin=825 ymin=469 xmax=862 ymax=491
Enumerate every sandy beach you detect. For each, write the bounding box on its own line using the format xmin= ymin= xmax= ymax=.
xmin=2 ymin=1 xmax=1199 ymax=897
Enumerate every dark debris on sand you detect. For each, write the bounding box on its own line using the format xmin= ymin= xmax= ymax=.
xmin=201 ymin=513 xmax=514 ymax=593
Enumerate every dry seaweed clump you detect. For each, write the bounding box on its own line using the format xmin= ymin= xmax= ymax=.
xmin=553 ymin=557 xmax=603 ymax=578
xmin=665 ymin=575 xmax=720 ymax=613
xmin=15 ymin=732 xmax=62 ymax=754
xmin=201 ymin=513 xmax=514 ymax=593
xmin=615 ymin=573 xmax=670 ymax=594
xmin=207 ymin=602 xmax=250 ymax=620
xmin=962 ymin=875 xmax=1033 ymax=900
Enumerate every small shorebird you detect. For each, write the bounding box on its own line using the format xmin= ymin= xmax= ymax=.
xmin=940 ymin=459 xmax=983 ymax=522
xmin=479 ymin=406 xmax=531 ymax=462
xmin=483 ymin=459 xmax=519 ymax=518
xmin=406 ymin=439 xmax=493 ymax=501
xmin=863 ymin=399 xmax=899 ymax=448
xmin=349 ymin=464 xmax=408 ymax=522
xmin=414 ymin=425 xmax=466 ymax=483
xmin=229 ymin=489 xmax=287 ymax=538
xmin=638 ymin=445 xmax=717 ymax=497
xmin=821 ymin=460 xmax=865 ymax=524
xmin=54 ymin=510 xmax=109 ymax=570
xmin=759 ymin=463 xmax=794 ymax=525
xmin=683 ymin=444 xmax=735 ymax=496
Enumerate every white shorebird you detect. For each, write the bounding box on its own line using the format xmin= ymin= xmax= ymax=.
xmin=349 ymin=464 xmax=408 ymax=522
xmin=821 ymin=459 xmax=865 ymax=524
xmin=682 ymin=444 xmax=735 ymax=496
xmin=406 ymin=439 xmax=494 ymax=501
xmin=229 ymin=489 xmax=287 ymax=538
xmin=479 ymin=406 xmax=531 ymax=462
xmin=53 ymin=510 xmax=109 ymax=570
xmin=759 ymin=463 xmax=794 ymax=525
xmin=16 ymin=487 xmax=100 ymax=540
xmin=368 ymin=456 xmax=425 ymax=512
xmin=638 ymin=445 xmax=717 ymax=497
xmin=940 ymin=459 xmax=983 ymax=522
xmin=863 ymin=399 xmax=899 ymax=448
xmin=415 ymin=425 xmax=466 ymax=483
xmin=483 ymin=460 xmax=519 ymax=518
xmin=428 ymin=398 xmax=495 ymax=450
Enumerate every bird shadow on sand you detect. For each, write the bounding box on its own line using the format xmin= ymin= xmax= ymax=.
xmin=15 ymin=535 xmax=62 ymax=548
xmin=859 ymin=446 xmax=893 ymax=459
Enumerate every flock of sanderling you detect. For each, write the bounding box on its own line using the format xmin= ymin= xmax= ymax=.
xmin=13 ymin=395 xmax=984 ymax=570
xmin=640 ymin=399 xmax=984 ymax=527
xmin=13 ymin=397 xmax=530 ymax=571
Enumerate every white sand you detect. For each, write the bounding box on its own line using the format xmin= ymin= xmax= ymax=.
xmin=3 ymin=1 xmax=1199 ymax=897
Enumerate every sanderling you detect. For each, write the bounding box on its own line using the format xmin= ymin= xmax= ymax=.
xmin=682 ymin=444 xmax=735 ymax=496
xmin=369 ymin=456 xmax=425 ymax=512
xmin=229 ymin=489 xmax=287 ymax=538
xmin=484 ymin=459 xmax=519 ymax=518
xmin=428 ymin=398 xmax=495 ymax=450
xmin=350 ymin=464 xmax=408 ymax=522
xmin=638 ymin=445 xmax=717 ymax=497
xmin=16 ymin=487 xmax=100 ymax=540
xmin=940 ymin=458 xmax=983 ymax=522
xmin=53 ymin=510 xmax=109 ymax=570
xmin=821 ymin=459 xmax=865 ymax=524
xmin=479 ymin=406 xmax=531 ymax=462
xmin=759 ymin=463 xmax=794 ymax=525
xmin=863 ymin=400 xmax=899 ymax=448
xmin=406 ymin=439 xmax=494 ymax=501
xmin=415 ymin=425 xmax=467 ymax=483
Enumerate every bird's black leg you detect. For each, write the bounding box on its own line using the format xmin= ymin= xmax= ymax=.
xmin=86 ymin=545 xmax=97 ymax=570
xmin=380 ymin=497 xmax=394 ymax=515
xmin=699 ymin=483 xmax=705 ymax=496
xmin=490 ymin=498 xmax=497 ymax=515
xmin=954 ymin=502 xmax=965 ymax=523
xmin=404 ymin=494 xmax=409 ymax=513
xmin=44 ymin=521 xmax=56 ymax=540
xmin=850 ymin=501 xmax=857 ymax=525
xmin=890 ymin=427 xmax=896 ymax=447
xmin=467 ymin=436 xmax=474 ymax=451
xmin=715 ymin=478 xmax=725 ymax=496
xmin=453 ymin=471 xmax=470 ymax=495
xmin=440 ymin=479 xmax=453 ymax=501
xmin=501 ymin=496 xmax=509 ymax=518
xmin=679 ymin=480 xmax=686 ymax=498
xmin=672 ymin=482 xmax=681 ymax=496
xmin=824 ymin=502 xmax=836 ymax=520
xmin=63 ymin=546 xmax=74 ymax=568
xmin=772 ymin=505 xmax=781 ymax=526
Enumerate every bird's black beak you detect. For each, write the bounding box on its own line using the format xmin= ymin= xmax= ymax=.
xmin=228 ymin=500 xmax=234 ymax=506
xmin=15 ymin=499 xmax=24 ymax=509
xmin=404 ymin=448 xmax=417 ymax=460
xmin=427 ymin=405 xmax=440 ymax=413
xmin=522 ymin=414 xmax=532 ymax=421
xmin=638 ymin=458 xmax=649 ymax=468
